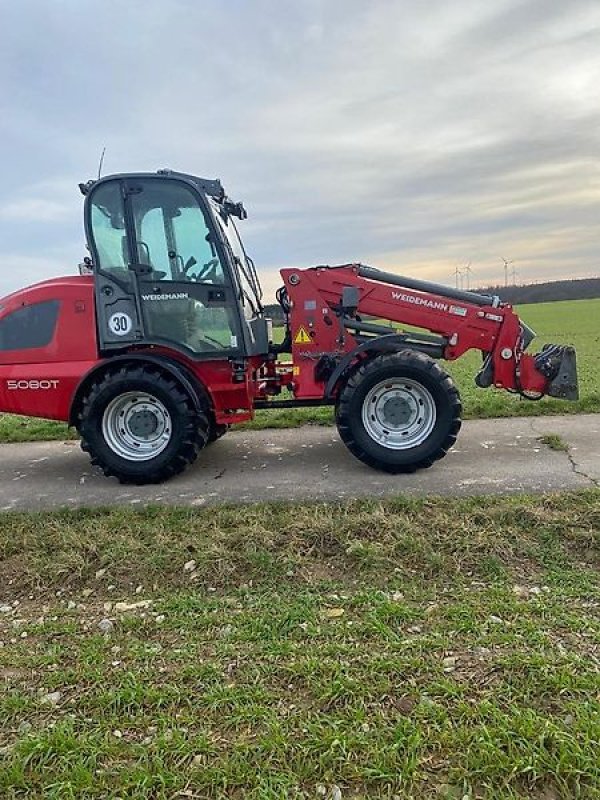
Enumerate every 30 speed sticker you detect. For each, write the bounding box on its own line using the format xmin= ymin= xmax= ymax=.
xmin=108 ymin=312 xmax=133 ymax=336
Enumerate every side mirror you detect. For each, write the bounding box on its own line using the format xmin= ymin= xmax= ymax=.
xmin=223 ymin=199 xmax=247 ymax=220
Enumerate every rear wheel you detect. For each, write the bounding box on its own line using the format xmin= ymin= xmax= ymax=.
xmin=78 ymin=366 xmax=209 ymax=484
xmin=335 ymin=350 xmax=461 ymax=473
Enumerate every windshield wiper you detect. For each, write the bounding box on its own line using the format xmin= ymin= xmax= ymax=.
xmin=234 ymin=256 xmax=261 ymax=315
xmin=246 ymin=254 xmax=263 ymax=303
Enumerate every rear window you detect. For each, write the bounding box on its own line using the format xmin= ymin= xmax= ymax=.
xmin=0 ymin=300 xmax=60 ymax=351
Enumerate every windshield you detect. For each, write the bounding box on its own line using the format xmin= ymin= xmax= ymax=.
xmin=208 ymin=198 xmax=262 ymax=318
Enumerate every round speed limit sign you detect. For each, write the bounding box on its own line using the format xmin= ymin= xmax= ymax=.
xmin=108 ymin=312 xmax=133 ymax=336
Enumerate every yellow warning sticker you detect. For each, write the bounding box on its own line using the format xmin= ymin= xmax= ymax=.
xmin=293 ymin=326 xmax=312 ymax=344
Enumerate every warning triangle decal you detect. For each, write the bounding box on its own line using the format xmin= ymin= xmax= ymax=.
xmin=293 ymin=326 xmax=312 ymax=344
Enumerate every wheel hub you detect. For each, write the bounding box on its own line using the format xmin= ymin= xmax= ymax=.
xmin=381 ymin=395 xmax=413 ymax=427
xmin=127 ymin=408 xmax=160 ymax=438
xmin=361 ymin=378 xmax=437 ymax=450
xmin=102 ymin=392 xmax=172 ymax=461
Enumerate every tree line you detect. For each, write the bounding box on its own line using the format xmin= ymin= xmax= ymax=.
xmin=475 ymin=277 xmax=600 ymax=305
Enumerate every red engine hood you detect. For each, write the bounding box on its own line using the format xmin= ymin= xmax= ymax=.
xmin=0 ymin=275 xmax=94 ymax=308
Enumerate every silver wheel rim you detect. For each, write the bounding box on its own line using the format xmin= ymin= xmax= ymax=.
xmin=361 ymin=377 xmax=436 ymax=450
xmin=101 ymin=392 xmax=172 ymax=461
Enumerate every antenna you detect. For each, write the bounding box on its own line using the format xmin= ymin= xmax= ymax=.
xmin=97 ymin=147 xmax=107 ymax=180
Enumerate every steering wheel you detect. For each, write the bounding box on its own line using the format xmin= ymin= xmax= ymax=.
xmin=183 ymin=257 xmax=220 ymax=282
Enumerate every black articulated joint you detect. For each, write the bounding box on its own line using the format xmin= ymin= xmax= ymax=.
xmin=314 ymin=354 xmax=339 ymax=383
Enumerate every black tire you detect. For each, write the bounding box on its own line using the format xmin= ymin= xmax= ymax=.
xmin=335 ymin=350 xmax=461 ymax=474
xmin=207 ymin=422 xmax=229 ymax=444
xmin=77 ymin=365 xmax=209 ymax=484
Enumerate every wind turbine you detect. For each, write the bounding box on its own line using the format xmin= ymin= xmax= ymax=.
xmin=500 ymin=257 xmax=513 ymax=287
xmin=463 ymin=261 xmax=473 ymax=290
xmin=453 ymin=264 xmax=462 ymax=289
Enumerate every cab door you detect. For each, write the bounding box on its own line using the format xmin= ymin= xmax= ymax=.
xmin=87 ymin=178 xmax=143 ymax=349
xmin=88 ymin=176 xmax=244 ymax=358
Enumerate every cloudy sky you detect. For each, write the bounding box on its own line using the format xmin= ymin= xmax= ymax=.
xmin=0 ymin=0 xmax=598 ymax=299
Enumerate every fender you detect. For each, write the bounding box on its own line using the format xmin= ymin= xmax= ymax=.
xmin=324 ymin=333 xmax=445 ymax=400
xmin=68 ymin=353 xmax=211 ymax=426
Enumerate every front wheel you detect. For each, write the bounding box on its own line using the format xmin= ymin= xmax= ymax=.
xmin=78 ymin=366 xmax=209 ymax=484
xmin=335 ymin=350 xmax=461 ymax=473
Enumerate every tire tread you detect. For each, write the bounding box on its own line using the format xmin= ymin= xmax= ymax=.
xmin=335 ymin=350 xmax=461 ymax=474
xmin=77 ymin=365 xmax=208 ymax=484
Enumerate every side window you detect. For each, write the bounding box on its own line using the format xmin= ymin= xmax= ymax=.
xmin=211 ymin=208 xmax=259 ymax=321
xmin=0 ymin=301 xmax=60 ymax=351
xmin=130 ymin=181 xmax=226 ymax=285
xmin=90 ymin=182 xmax=129 ymax=271
xmin=138 ymin=207 xmax=171 ymax=277
xmin=171 ymin=208 xmax=225 ymax=284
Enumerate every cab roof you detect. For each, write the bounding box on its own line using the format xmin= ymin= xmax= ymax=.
xmin=79 ymin=169 xmax=225 ymax=201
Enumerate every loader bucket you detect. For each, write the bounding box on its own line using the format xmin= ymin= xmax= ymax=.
xmin=539 ymin=345 xmax=579 ymax=401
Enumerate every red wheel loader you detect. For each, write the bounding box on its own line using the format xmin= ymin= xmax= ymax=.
xmin=0 ymin=170 xmax=578 ymax=483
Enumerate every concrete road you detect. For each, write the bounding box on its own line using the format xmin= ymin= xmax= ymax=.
xmin=0 ymin=414 xmax=598 ymax=511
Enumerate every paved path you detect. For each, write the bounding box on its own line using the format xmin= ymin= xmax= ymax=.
xmin=0 ymin=415 xmax=598 ymax=511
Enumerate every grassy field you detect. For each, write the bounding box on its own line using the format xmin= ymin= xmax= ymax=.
xmin=0 ymin=297 xmax=598 ymax=443
xmin=0 ymin=491 xmax=599 ymax=799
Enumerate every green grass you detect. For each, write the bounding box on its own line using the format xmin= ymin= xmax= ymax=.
xmin=0 ymin=491 xmax=599 ymax=798
xmin=0 ymin=297 xmax=598 ymax=442
xmin=537 ymin=433 xmax=569 ymax=452
xmin=0 ymin=414 xmax=70 ymax=444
